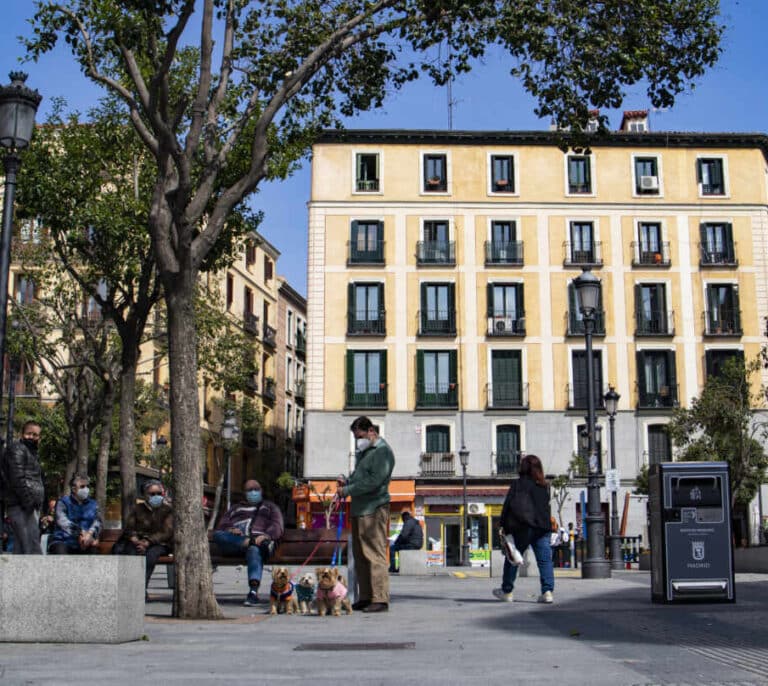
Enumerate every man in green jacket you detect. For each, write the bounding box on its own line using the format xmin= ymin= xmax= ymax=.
xmin=337 ymin=416 xmax=395 ymax=613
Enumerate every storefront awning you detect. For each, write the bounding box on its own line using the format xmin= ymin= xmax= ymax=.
xmin=293 ymin=479 xmax=415 ymax=503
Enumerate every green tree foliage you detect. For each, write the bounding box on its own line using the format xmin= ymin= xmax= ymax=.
xmin=23 ymin=0 xmax=723 ymax=619
xmin=667 ymin=357 xmax=768 ymax=507
xmin=634 ymin=464 xmax=649 ymax=496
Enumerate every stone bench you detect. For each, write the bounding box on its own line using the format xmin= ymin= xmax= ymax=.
xmin=397 ymin=549 xmax=429 ymax=575
xmin=0 ymin=555 xmax=144 ymax=643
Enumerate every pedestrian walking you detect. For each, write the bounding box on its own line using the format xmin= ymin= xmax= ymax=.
xmin=337 ymin=416 xmax=395 ymax=613
xmin=493 ymin=454 xmax=555 ymax=604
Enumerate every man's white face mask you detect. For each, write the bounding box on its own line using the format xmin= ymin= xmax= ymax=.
xmin=356 ymin=438 xmax=371 ymax=452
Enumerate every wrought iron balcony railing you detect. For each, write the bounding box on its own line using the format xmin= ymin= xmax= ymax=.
xmin=419 ymin=452 xmax=455 ymax=476
xmin=485 ymin=382 xmax=529 ymax=409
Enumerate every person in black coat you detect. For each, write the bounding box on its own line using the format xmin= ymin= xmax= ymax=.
xmin=389 ymin=511 xmax=423 ymax=572
xmin=493 ymin=454 xmax=555 ymax=604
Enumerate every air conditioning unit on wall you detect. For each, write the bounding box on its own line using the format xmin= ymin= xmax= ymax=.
xmin=639 ymin=175 xmax=659 ymax=190
xmin=467 ymin=502 xmax=486 ymax=515
xmin=494 ymin=317 xmax=515 ymax=333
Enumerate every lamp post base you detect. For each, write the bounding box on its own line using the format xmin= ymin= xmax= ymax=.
xmin=609 ymin=535 xmax=625 ymax=571
xmin=461 ymin=544 xmax=471 ymax=567
xmin=581 ymin=559 xmax=611 ymax=579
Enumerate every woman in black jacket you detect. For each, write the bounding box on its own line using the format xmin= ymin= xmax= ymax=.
xmin=493 ymin=454 xmax=555 ymax=604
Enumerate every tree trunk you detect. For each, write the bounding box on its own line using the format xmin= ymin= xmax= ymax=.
xmin=63 ymin=456 xmax=78 ymax=497
xmin=118 ymin=354 xmax=139 ymax=524
xmin=96 ymin=381 xmax=115 ymax=515
xmin=76 ymin=423 xmax=89 ymax=475
xmin=166 ymin=273 xmax=222 ymax=619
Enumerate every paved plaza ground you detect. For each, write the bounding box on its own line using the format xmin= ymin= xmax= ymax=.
xmin=1 ymin=567 xmax=767 ymax=686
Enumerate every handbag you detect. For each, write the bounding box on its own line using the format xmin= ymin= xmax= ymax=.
xmin=499 ymin=529 xmax=523 ymax=566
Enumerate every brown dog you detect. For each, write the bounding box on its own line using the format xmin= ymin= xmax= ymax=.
xmin=315 ymin=567 xmax=353 ymax=616
xmin=269 ymin=567 xmax=299 ymax=615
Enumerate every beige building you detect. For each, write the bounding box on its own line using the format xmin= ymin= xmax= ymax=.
xmin=306 ymin=116 xmax=768 ymax=562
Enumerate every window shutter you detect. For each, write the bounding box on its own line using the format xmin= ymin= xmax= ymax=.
xmin=711 ymin=160 xmax=722 ymax=186
xmin=376 ymin=221 xmax=384 ymax=245
xmin=380 ymin=350 xmax=388 ymax=386
xmin=448 ymin=283 xmax=456 ymax=317
xmin=517 ymin=283 xmax=525 ymax=316
xmin=416 ymin=350 xmax=424 ymax=390
xmin=348 ymin=283 xmax=356 ymax=325
xmin=729 ymin=286 xmax=739 ymax=315
xmin=725 ymin=223 xmax=734 ymax=261
xmin=486 ymin=283 xmax=494 ymax=318
xmin=346 ymin=350 xmax=354 ymax=388
xmin=696 ymin=159 xmax=703 ymax=183
xmin=705 ymin=350 xmax=714 ymax=377
xmin=666 ymin=350 xmax=677 ymax=391
xmin=699 ymin=223 xmax=708 ymax=250
xmin=449 ymin=350 xmax=458 ymax=384
xmin=568 ymin=283 xmax=577 ymax=315
xmin=636 ymin=351 xmax=646 ymax=393
xmin=634 ymin=284 xmax=642 ymax=325
xmin=584 ymin=157 xmax=591 ymax=185
xmin=351 ymin=220 xmax=358 ymax=246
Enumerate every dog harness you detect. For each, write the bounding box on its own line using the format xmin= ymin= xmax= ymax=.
xmin=316 ymin=581 xmax=347 ymax=601
xmin=296 ymin=585 xmax=315 ymax=602
xmin=270 ymin=581 xmax=295 ymax=601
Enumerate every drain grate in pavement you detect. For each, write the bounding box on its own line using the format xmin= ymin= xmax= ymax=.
xmin=295 ymin=642 xmax=415 ymax=652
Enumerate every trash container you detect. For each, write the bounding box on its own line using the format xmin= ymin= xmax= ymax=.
xmin=648 ymin=461 xmax=734 ymax=603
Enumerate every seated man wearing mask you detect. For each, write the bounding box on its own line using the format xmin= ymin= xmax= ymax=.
xmin=212 ymin=479 xmax=284 ymax=606
xmin=48 ymin=474 xmax=102 ymax=554
xmin=111 ymin=479 xmax=173 ymax=591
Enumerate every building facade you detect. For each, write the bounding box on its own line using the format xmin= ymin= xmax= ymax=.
xmin=306 ymin=120 xmax=768 ymax=564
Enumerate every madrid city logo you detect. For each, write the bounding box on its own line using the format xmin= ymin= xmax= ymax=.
xmin=691 ymin=540 xmax=705 ymax=561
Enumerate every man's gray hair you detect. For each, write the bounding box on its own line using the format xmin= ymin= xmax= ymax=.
xmin=143 ymin=479 xmax=163 ymax=494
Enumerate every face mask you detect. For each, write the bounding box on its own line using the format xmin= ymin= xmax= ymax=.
xmin=356 ymin=438 xmax=371 ymax=452
xmin=76 ymin=487 xmax=90 ymax=501
xmin=148 ymin=495 xmax=164 ymax=508
xmin=246 ymin=490 xmax=263 ymax=504
xmin=22 ymin=438 xmax=39 ymax=450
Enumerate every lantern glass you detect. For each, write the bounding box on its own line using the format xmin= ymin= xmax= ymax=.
xmin=0 ymin=73 xmax=41 ymax=150
xmin=604 ymin=386 xmax=620 ymax=416
xmin=458 ymin=447 xmax=470 ymax=467
xmin=573 ymin=268 xmax=601 ymax=316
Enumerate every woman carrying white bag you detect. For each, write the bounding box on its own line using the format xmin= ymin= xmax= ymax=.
xmin=493 ymin=454 xmax=555 ymax=604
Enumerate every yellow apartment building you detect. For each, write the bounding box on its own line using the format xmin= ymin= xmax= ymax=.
xmin=306 ymin=114 xmax=768 ymax=564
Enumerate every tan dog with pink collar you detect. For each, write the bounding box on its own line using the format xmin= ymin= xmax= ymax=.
xmin=315 ymin=567 xmax=353 ymax=616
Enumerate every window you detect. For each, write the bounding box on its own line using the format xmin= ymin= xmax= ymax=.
xmin=567 ymin=155 xmax=592 ymax=194
xmin=425 ymin=425 xmax=451 ymax=453
xmin=420 ymin=283 xmax=455 ymax=335
xmin=416 ymin=350 xmax=457 ymax=408
xmin=570 ymin=350 xmax=603 ymax=409
xmin=349 ymin=220 xmax=384 ymax=264
xmin=245 ymin=242 xmax=256 ymax=266
xmin=486 ymin=220 xmax=522 ymax=265
xmin=18 ymin=218 xmax=42 ymax=243
xmin=700 ymin=223 xmax=736 ymax=265
xmin=697 ymin=158 xmax=725 ymax=195
xmin=635 ymin=284 xmax=672 ymax=335
xmin=490 ymin=155 xmax=515 ymax=193
xmin=647 ymin=425 xmax=671 ymax=465
xmin=705 ymin=284 xmax=741 ymax=334
xmin=634 ymin=157 xmax=659 ymax=195
xmin=637 ymin=350 xmax=677 ymax=408
xmin=13 ymin=275 xmax=35 ymax=306
xmin=355 ymin=152 xmax=380 ymax=192
xmin=634 ymin=222 xmax=667 ymax=265
xmin=287 ymin=310 xmax=294 ymax=344
xmin=345 ymin=350 xmax=387 ymax=408
xmin=285 ymin=402 xmax=293 ymax=436
xmin=489 ymin=350 xmax=525 ymax=408
xmin=705 ymin=349 xmax=744 ymax=379
xmin=418 ymin=220 xmax=454 ymax=264
xmin=567 ymin=283 xmax=605 ymax=335
xmin=226 ymin=273 xmax=234 ymax=309
xmin=423 ymin=154 xmax=447 ymax=192
xmin=495 ymin=425 xmax=521 ymax=475
xmin=347 ymin=283 xmax=385 ymax=335
xmin=486 ymin=283 xmax=525 ymax=335
xmin=286 ymin=357 xmax=293 ymax=393
xmin=421 ymin=425 xmax=454 ymax=476
xmin=244 ymin=287 xmax=253 ymax=315
xmin=264 ymin=256 xmax=273 ymax=280
xmin=566 ymin=221 xmax=600 ymax=265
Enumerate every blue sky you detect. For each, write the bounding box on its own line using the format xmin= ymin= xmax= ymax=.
xmin=2 ymin=0 xmax=767 ymax=296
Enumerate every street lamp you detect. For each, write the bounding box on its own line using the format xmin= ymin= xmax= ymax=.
xmin=573 ymin=267 xmax=611 ymax=579
xmin=458 ymin=445 xmax=471 ymax=567
xmin=604 ymin=386 xmax=623 ymax=571
xmin=221 ymin=411 xmax=240 ymax=510
xmin=0 ymin=72 xmax=41 ymax=444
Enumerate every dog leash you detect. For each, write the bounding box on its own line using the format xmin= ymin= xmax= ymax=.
xmin=289 ymin=497 xmax=344 ymax=582
xmin=331 ymin=500 xmax=345 ymax=567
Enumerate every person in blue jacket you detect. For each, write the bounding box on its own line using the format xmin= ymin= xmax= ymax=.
xmin=48 ymin=474 xmax=102 ymax=555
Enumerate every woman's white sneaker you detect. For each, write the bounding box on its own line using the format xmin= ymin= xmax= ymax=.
xmin=492 ymin=588 xmax=514 ymax=602
xmin=538 ymin=591 xmax=554 ymax=604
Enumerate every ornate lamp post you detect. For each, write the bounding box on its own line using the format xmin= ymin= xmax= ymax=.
xmin=221 ymin=411 xmax=240 ymax=511
xmin=458 ymin=445 xmax=471 ymax=566
xmin=573 ymin=267 xmax=611 ymax=579
xmin=0 ymin=72 xmax=41 ymax=443
xmin=604 ymin=386 xmax=624 ymax=570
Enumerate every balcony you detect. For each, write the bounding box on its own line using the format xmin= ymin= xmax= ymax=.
xmin=699 ymin=243 xmax=738 ymax=267
xmin=631 ymin=242 xmax=671 ymax=267
xmin=424 ymin=176 xmax=447 ymax=192
xmin=416 ymin=240 xmax=455 ymax=266
xmin=637 ymin=383 xmax=678 ymax=410
xmin=345 ymin=382 xmax=388 ymax=409
xmin=243 ymin=311 xmax=259 ymax=335
xmin=487 ymin=314 xmax=525 ymax=337
xmin=294 ymin=429 xmax=304 ymax=449
xmin=356 ymin=178 xmax=380 ymax=192
xmin=416 ymin=382 xmax=458 ymax=409
xmin=484 ymin=241 xmax=524 ymax=266
xmin=563 ymin=241 xmax=603 ymax=267
xmin=635 ymin=309 xmax=674 ymax=337
xmin=262 ymin=377 xmax=276 ymax=401
xmin=703 ymin=311 xmax=742 ymax=337
xmin=294 ymin=379 xmax=305 ymax=400
xmin=263 ymin=324 xmax=277 ymax=348
xmin=418 ymin=310 xmax=456 ymax=337
xmin=347 ymin=311 xmax=386 ymax=336
xmin=494 ymin=451 xmax=521 ymax=476
xmin=295 ymin=331 xmax=306 ymax=356
xmin=565 ymin=310 xmax=606 ymax=336
xmin=348 ymin=240 xmax=385 ymax=265
xmin=486 ymin=382 xmax=529 ymax=410
xmin=419 ymin=452 xmax=455 ymax=477
xmin=244 ymin=374 xmax=259 ymax=393
xmin=567 ymin=383 xmax=605 ymax=411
